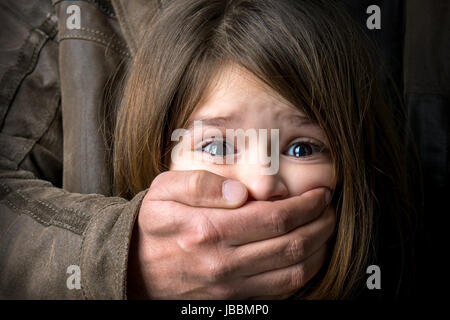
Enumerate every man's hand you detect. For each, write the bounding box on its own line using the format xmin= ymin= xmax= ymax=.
xmin=127 ymin=170 xmax=335 ymax=299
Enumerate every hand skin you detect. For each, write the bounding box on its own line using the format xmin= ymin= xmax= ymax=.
xmin=127 ymin=170 xmax=335 ymax=299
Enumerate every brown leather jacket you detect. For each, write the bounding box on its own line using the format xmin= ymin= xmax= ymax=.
xmin=0 ymin=0 xmax=160 ymax=299
xmin=0 ymin=0 xmax=448 ymax=299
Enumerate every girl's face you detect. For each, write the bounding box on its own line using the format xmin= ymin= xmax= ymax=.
xmin=170 ymin=65 xmax=335 ymax=200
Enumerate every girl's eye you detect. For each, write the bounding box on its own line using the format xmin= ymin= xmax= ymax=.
xmin=285 ymin=141 xmax=324 ymax=158
xmin=202 ymin=140 xmax=234 ymax=156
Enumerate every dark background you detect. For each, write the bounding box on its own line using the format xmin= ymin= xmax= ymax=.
xmin=342 ymin=0 xmax=449 ymax=299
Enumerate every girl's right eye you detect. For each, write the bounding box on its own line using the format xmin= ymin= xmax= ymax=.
xmin=202 ymin=140 xmax=234 ymax=156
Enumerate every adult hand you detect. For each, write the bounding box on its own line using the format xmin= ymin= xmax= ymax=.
xmin=127 ymin=170 xmax=335 ymax=299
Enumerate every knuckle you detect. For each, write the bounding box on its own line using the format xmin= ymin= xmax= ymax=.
xmin=138 ymin=201 xmax=160 ymax=229
xmin=285 ymin=237 xmax=307 ymax=263
xmin=206 ymin=256 xmax=230 ymax=283
xmin=187 ymin=171 xmax=207 ymax=198
xmin=213 ymin=284 xmax=236 ymax=299
xmin=177 ymin=217 xmax=220 ymax=250
xmin=195 ymin=216 xmax=221 ymax=245
xmin=150 ymin=171 xmax=169 ymax=187
xmin=289 ymin=265 xmax=306 ymax=290
xmin=270 ymin=206 xmax=290 ymax=234
xmin=148 ymin=171 xmax=169 ymax=196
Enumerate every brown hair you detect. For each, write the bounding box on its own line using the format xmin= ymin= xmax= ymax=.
xmin=114 ymin=0 xmax=414 ymax=299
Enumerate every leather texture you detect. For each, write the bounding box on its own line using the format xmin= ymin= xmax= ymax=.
xmin=0 ymin=0 xmax=448 ymax=299
xmin=0 ymin=0 xmax=153 ymax=299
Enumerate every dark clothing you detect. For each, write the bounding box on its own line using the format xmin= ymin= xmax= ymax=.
xmin=0 ymin=0 xmax=448 ymax=299
xmin=0 ymin=0 xmax=153 ymax=299
xmin=403 ymin=0 xmax=450 ymax=298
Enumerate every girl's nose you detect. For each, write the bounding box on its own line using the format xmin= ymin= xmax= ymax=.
xmin=238 ymin=168 xmax=289 ymax=201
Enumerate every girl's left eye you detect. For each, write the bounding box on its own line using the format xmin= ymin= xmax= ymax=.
xmin=202 ymin=140 xmax=234 ymax=156
xmin=285 ymin=141 xmax=324 ymax=158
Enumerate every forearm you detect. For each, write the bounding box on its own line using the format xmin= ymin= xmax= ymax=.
xmin=0 ymin=164 xmax=146 ymax=299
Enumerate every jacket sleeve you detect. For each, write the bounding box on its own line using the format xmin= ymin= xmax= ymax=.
xmin=0 ymin=0 xmax=146 ymax=299
xmin=0 ymin=165 xmax=146 ymax=299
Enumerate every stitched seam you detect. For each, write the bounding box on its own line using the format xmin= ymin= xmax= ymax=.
xmin=0 ymin=181 xmax=93 ymax=235
xmin=4 ymin=192 xmax=85 ymax=234
xmin=76 ymin=27 xmax=127 ymax=48
xmin=17 ymin=187 xmax=90 ymax=221
xmin=1 ymin=179 xmax=124 ymax=299
xmin=5 ymin=198 xmax=49 ymax=226
xmin=34 ymin=197 xmax=92 ymax=225
xmin=2 ymin=177 xmax=125 ymax=229
xmin=39 ymin=13 xmax=58 ymax=39
xmin=59 ymin=35 xmax=130 ymax=58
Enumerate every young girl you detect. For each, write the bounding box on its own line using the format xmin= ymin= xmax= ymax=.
xmin=113 ymin=0 xmax=415 ymax=299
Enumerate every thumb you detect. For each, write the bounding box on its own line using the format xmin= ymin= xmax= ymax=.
xmin=146 ymin=170 xmax=248 ymax=208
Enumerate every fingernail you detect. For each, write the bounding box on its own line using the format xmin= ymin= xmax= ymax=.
xmin=222 ymin=180 xmax=247 ymax=204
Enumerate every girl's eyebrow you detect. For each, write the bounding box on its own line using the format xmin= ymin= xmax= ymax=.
xmin=185 ymin=116 xmax=240 ymax=130
xmin=184 ymin=113 xmax=314 ymax=130
xmin=283 ymin=114 xmax=314 ymax=128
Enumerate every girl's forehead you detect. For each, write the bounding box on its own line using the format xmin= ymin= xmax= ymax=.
xmin=191 ymin=65 xmax=305 ymax=123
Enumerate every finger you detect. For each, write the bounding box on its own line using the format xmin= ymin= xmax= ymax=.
xmin=146 ymin=170 xmax=248 ymax=208
xmin=241 ymin=244 xmax=328 ymax=299
xmin=216 ymin=187 xmax=332 ymax=245
xmin=230 ymin=205 xmax=335 ymax=276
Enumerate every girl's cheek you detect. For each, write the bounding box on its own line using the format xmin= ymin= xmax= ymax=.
xmin=281 ymin=162 xmax=336 ymax=197
xmin=169 ymin=152 xmax=230 ymax=175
